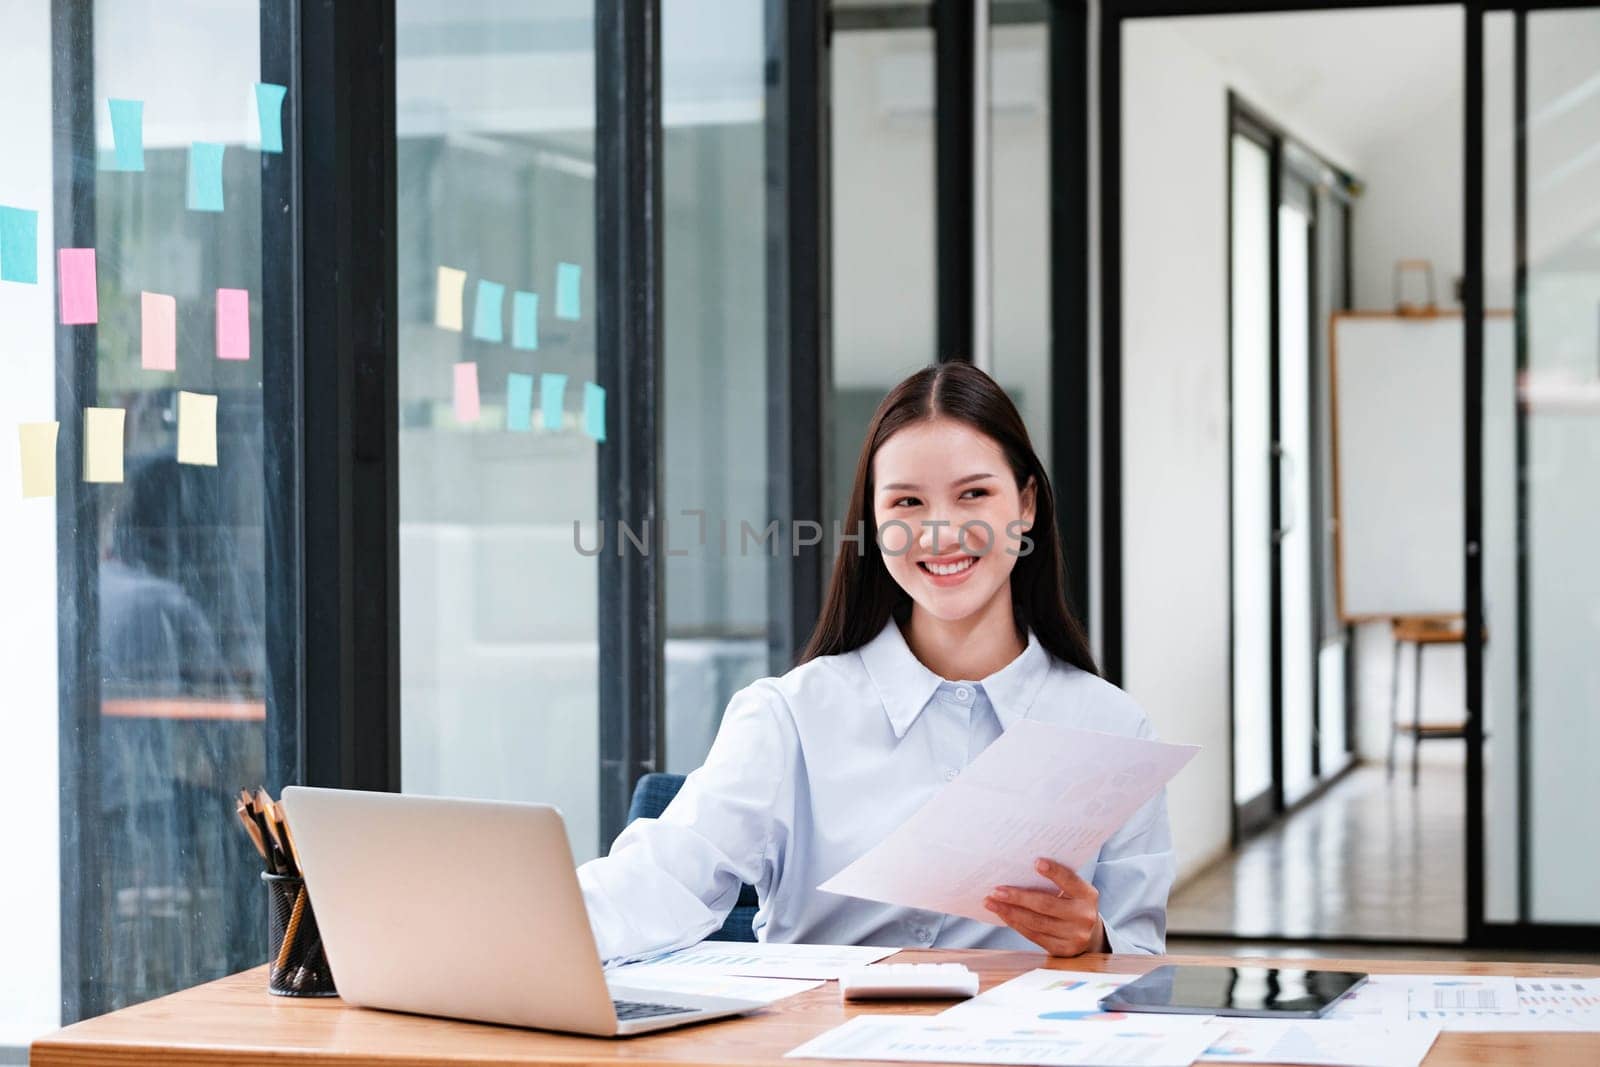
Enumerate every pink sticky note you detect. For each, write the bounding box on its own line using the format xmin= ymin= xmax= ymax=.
xmin=453 ymin=362 xmax=480 ymax=424
xmin=58 ymin=248 xmax=98 ymax=325
xmin=141 ymin=292 xmax=177 ymax=371
xmin=216 ymin=287 xmax=250 ymax=361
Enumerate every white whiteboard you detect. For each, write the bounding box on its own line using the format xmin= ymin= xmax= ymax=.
xmin=1331 ymin=314 xmax=1513 ymax=619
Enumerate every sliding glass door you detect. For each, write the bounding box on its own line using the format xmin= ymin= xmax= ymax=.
xmin=1229 ymin=101 xmax=1353 ymax=839
xmin=1229 ymin=126 xmax=1275 ymax=829
xmin=1277 ymin=174 xmax=1316 ymax=808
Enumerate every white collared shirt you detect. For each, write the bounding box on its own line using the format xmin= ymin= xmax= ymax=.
xmin=578 ymin=619 xmax=1175 ymax=963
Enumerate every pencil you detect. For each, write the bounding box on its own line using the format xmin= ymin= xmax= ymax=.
xmin=236 ymin=803 xmax=268 ymax=862
xmin=275 ymin=886 xmax=307 ymax=975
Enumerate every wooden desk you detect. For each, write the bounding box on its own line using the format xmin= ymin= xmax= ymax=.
xmin=31 ymin=949 xmax=1600 ymax=1066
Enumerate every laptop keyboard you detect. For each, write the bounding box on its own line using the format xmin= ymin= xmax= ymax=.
xmin=613 ymin=998 xmax=696 ymax=1021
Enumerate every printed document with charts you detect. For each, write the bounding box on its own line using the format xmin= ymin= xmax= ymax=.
xmin=818 ymin=720 xmax=1198 ymax=923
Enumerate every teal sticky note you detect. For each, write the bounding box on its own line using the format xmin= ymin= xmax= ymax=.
xmin=506 ymin=373 xmax=534 ymax=432
xmin=187 ymin=142 xmax=226 ymax=212
xmin=472 ymin=280 xmax=505 ymax=342
xmin=512 ymin=291 xmax=539 ymax=350
xmin=555 ymin=262 xmax=581 ymax=321
xmin=583 ymin=381 xmax=606 ymax=443
xmin=0 ymin=205 xmax=39 ymax=284
xmin=540 ymin=373 xmax=568 ymax=431
xmin=107 ymin=99 xmax=144 ymax=172
xmin=256 ymin=82 xmax=287 ymax=153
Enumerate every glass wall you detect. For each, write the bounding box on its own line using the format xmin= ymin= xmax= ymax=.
xmin=661 ymin=0 xmax=771 ymax=773
xmin=1514 ymin=5 xmax=1600 ymax=925
xmin=990 ymin=17 xmax=1052 ymax=461
xmin=1 ymin=6 xmax=63 ymax=1047
xmin=829 ymin=23 xmax=936 ymax=535
xmin=1479 ymin=4 xmax=1600 ymax=931
xmin=1 ymin=0 xmax=290 ymax=1043
xmin=395 ymin=1 xmax=602 ymax=858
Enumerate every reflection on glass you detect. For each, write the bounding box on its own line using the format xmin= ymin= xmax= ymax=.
xmin=661 ymin=0 xmax=770 ymax=773
xmin=395 ymin=1 xmax=601 ymax=859
xmin=829 ymin=26 xmax=937 ymax=544
xmin=989 ymin=21 xmax=1051 ymax=464
xmin=1523 ymin=6 xmax=1600 ymax=924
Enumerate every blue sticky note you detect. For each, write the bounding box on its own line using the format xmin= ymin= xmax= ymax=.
xmin=583 ymin=381 xmax=606 ymax=443
xmin=506 ymin=373 xmax=534 ymax=432
xmin=187 ymin=142 xmax=226 ymax=212
xmin=512 ymin=291 xmax=539 ymax=350
xmin=472 ymin=280 xmax=505 ymax=342
xmin=107 ymin=99 xmax=144 ymax=172
xmin=256 ymin=82 xmax=287 ymax=153
xmin=555 ymin=262 xmax=581 ymax=321
xmin=0 ymin=205 xmax=40 ymax=284
xmin=540 ymin=373 xmax=568 ymax=431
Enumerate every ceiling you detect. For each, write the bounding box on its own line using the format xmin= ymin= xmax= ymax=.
xmin=1167 ymin=5 xmax=1469 ymax=170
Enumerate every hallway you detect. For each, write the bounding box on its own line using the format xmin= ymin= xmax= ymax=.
xmin=1168 ymin=761 xmax=1465 ymax=942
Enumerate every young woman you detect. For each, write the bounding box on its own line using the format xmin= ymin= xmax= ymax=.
xmin=578 ymin=362 xmax=1173 ymax=961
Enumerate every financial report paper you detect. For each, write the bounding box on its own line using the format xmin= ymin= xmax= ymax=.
xmin=818 ymin=721 xmax=1198 ymax=923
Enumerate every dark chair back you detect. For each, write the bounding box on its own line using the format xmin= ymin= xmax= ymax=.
xmin=625 ymin=773 xmax=759 ymax=943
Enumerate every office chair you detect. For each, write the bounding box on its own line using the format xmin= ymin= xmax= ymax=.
xmin=624 ymin=773 xmax=759 ymax=943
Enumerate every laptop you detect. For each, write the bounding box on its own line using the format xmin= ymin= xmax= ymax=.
xmin=279 ymin=786 xmax=766 ymax=1036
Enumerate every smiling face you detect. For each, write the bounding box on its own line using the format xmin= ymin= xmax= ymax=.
xmin=872 ymin=416 xmax=1037 ymax=625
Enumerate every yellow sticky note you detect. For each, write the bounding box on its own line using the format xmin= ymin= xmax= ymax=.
xmin=435 ymin=265 xmax=467 ymax=331
xmin=18 ymin=422 xmax=59 ymax=498
xmin=83 ymin=406 xmax=125 ymax=483
xmin=177 ymin=390 xmax=218 ymax=466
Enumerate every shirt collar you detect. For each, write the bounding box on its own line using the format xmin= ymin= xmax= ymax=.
xmin=857 ymin=618 xmax=1052 ymax=739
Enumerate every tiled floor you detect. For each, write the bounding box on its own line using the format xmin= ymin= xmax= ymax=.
xmin=1168 ymin=761 xmax=1466 ymax=942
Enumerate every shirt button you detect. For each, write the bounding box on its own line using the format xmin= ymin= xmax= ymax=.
xmin=944 ymin=768 xmax=959 ymax=782
xmin=955 ymin=686 xmax=972 ymax=702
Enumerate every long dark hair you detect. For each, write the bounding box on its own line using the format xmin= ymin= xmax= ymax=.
xmin=798 ymin=362 xmax=1098 ymax=674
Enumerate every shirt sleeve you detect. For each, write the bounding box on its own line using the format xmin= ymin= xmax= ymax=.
xmin=1093 ymin=719 xmax=1177 ymax=956
xmin=577 ymin=683 xmax=792 ymax=965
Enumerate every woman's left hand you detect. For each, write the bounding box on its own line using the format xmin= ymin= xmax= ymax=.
xmin=984 ymin=858 xmax=1109 ymax=957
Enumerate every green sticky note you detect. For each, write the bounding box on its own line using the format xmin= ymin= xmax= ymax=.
xmin=555 ymin=262 xmax=581 ymax=321
xmin=540 ymin=373 xmax=568 ymax=431
xmin=583 ymin=381 xmax=606 ymax=443
xmin=256 ymin=82 xmax=287 ymax=153
xmin=512 ymin=291 xmax=539 ymax=350
xmin=0 ymin=205 xmax=39 ymax=284
xmin=506 ymin=373 xmax=534 ymax=432
xmin=107 ymin=99 xmax=144 ymax=172
xmin=472 ymin=279 xmax=505 ymax=342
xmin=187 ymin=142 xmax=225 ymax=212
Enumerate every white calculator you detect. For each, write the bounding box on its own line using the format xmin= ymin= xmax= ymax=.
xmin=839 ymin=963 xmax=980 ymax=1001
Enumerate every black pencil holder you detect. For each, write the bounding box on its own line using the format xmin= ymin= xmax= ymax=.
xmin=262 ymin=872 xmax=338 ymax=997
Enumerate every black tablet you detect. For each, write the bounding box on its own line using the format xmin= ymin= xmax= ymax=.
xmin=1098 ymin=965 xmax=1368 ymax=1019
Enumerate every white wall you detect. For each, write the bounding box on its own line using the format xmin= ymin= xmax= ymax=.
xmin=0 ymin=0 xmax=62 ymax=1046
